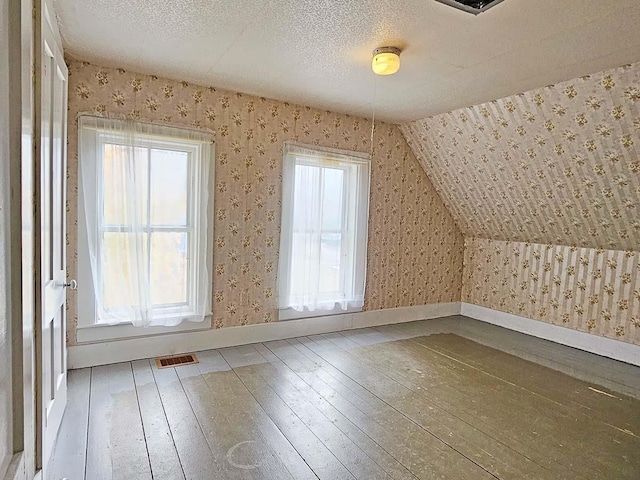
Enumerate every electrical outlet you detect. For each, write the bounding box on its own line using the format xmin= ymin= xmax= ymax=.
xmin=240 ymin=290 xmax=249 ymax=306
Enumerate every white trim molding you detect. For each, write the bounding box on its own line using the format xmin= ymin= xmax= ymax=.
xmin=3 ymin=453 xmax=25 ymax=480
xmin=69 ymin=301 xmax=640 ymax=369
xmin=461 ymin=303 xmax=640 ymax=367
xmin=76 ymin=316 xmax=212 ymax=343
xmin=68 ymin=302 xmax=461 ymax=368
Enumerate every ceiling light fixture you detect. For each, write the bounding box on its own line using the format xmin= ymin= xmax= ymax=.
xmin=372 ymin=47 xmax=401 ymax=76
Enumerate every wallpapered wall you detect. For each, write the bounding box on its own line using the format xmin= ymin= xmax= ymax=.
xmin=463 ymin=238 xmax=639 ymax=346
xmin=400 ymin=63 xmax=640 ymax=252
xmin=65 ymin=59 xmax=464 ymax=345
xmin=399 ymin=63 xmax=639 ymax=346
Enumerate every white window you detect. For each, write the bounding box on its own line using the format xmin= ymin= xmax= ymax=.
xmin=77 ymin=116 xmax=213 ymax=341
xmin=278 ymin=142 xmax=370 ymax=320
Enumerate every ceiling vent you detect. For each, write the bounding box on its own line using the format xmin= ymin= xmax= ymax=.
xmin=434 ymin=0 xmax=506 ymax=15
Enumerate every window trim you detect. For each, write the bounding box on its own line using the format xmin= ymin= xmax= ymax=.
xmin=76 ymin=317 xmax=211 ymax=344
xmin=278 ymin=141 xmax=371 ymax=320
xmin=77 ymin=117 xmax=214 ymax=341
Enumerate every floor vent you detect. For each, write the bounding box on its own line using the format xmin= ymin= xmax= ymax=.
xmin=156 ymin=353 xmax=199 ymax=369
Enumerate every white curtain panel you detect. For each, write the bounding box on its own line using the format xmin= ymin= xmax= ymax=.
xmin=278 ymin=142 xmax=370 ymax=317
xmin=78 ymin=115 xmax=213 ymax=327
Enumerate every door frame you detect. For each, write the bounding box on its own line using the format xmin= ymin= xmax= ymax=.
xmin=3 ymin=0 xmax=37 ymax=479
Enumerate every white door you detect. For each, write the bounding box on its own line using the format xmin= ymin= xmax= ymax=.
xmin=35 ymin=2 xmax=69 ymax=472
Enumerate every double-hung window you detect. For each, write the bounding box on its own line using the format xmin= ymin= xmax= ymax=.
xmin=278 ymin=142 xmax=370 ymax=320
xmin=77 ymin=116 xmax=213 ymax=340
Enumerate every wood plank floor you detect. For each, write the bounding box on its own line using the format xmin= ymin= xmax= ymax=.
xmin=48 ymin=318 xmax=640 ymax=480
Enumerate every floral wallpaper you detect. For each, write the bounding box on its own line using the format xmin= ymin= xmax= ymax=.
xmin=400 ymin=63 xmax=640 ymax=252
xmin=463 ymin=238 xmax=640 ymax=346
xmin=65 ymin=58 xmax=464 ymax=346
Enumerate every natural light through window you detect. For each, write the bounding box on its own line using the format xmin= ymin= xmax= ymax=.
xmin=278 ymin=143 xmax=370 ymax=320
xmin=78 ymin=116 xmax=213 ymax=331
xmin=102 ymin=145 xmax=190 ymax=310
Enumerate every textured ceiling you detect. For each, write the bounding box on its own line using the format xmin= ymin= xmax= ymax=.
xmin=54 ymin=0 xmax=640 ymax=122
xmin=400 ymin=63 xmax=640 ymax=251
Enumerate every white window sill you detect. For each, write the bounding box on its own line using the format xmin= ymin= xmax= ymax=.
xmin=76 ymin=315 xmax=212 ymax=344
xmin=278 ymin=306 xmax=362 ymax=321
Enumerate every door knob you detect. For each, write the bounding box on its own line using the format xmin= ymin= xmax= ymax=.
xmin=64 ymin=279 xmax=78 ymax=290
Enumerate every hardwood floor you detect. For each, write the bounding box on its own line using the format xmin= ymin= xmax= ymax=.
xmin=47 ymin=318 xmax=640 ymax=480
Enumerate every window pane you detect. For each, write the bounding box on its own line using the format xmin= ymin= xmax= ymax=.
xmin=103 ymin=144 xmax=148 ymax=225
xmin=319 ymin=233 xmax=342 ymax=294
xmin=321 ymin=167 xmax=343 ymax=231
xmin=290 ymin=232 xmax=316 ymax=301
xmin=290 ymin=232 xmax=342 ymax=300
xmin=293 ymin=165 xmax=344 ymax=232
xmin=150 ymin=232 xmax=188 ymax=306
xmin=102 ymin=232 xmax=147 ymax=310
xmin=293 ymin=164 xmax=320 ymax=228
xmin=150 ymin=148 xmax=189 ymax=226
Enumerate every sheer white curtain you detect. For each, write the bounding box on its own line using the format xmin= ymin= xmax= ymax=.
xmin=278 ymin=142 xmax=370 ymax=318
xmin=78 ymin=115 xmax=213 ymax=327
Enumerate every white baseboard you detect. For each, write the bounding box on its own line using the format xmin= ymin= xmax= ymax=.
xmin=461 ymin=303 xmax=640 ymax=367
xmin=68 ymin=302 xmax=461 ymax=368
xmin=69 ymin=301 xmax=640 ymax=368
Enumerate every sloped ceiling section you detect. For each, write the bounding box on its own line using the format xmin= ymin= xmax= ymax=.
xmin=400 ymin=63 xmax=640 ymax=251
